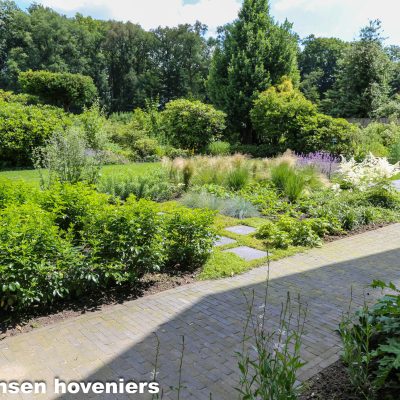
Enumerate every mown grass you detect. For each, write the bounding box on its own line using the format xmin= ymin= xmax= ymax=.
xmin=1 ymin=166 xmax=309 ymax=280
xmin=199 ymin=213 xmax=308 ymax=280
xmin=0 ymin=162 xmax=161 ymax=184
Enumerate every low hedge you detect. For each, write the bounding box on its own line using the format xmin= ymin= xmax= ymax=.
xmin=0 ymin=180 xmax=216 ymax=313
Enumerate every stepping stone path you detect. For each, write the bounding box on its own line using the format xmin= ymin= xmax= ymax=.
xmin=214 ymin=236 xmax=237 ymax=247
xmin=224 ymin=225 xmax=257 ymax=235
xmin=393 ymin=180 xmax=400 ymax=191
xmin=223 ymin=246 xmax=269 ymax=261
xmin=218 ymin=225 xmax=268 ymax=261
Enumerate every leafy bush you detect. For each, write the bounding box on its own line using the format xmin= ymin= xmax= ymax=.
xmin=33 ymin=127 xmax=103 ymax=187
xmin=239 ymin=182 xmax=291 ymax=216
xmin=389 ymin=141 xmax=400 ymax=164
xmin=0 ymin=203 xmax=83 ymax=311
xmin=162 ymin=99 xmax=226 ymax=151
xmin=251 ymin=79 xmax=357 ymax=155
xmin=19 ymin=70 xmax=97 ymax=112
xmin=231 ymin=143 xmax=274 ymax=158
xmin=355 ymin=122 xmax=400 ymax=159
xmin=0 ymin=180 xmax=217 ymax=313
xmin=82 ymin=197 xmax=164 ymax=283
xmin=364 ymin=185 xmax=400 ymax=209
xmin=163 ymin=207 xmax=216 ymax=271
xmin=0 ymin=99 xmax=71 ymax=167
xmin=208 ymin=141 xmax=231 ymax=156
xmin=77 ymin=103 xmax=109 ymax=151
xmin=339 ymin=281 xmax=400 ymax=398
xmin=0 ymin=178 xmax=38 ymax=209
xmin=38 ymin=182 xmax=110 ymax=239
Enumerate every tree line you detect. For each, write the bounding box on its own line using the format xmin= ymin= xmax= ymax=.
xmin=1 ymin=0 xmax=400 ymax=144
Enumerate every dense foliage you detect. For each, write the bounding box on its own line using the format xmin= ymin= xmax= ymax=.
xmin=0 ymin=93 xmax=71 ymax=167
xmin=162 ymin=99 xmax=226 ymax=151
xmin=0 ymin=179 xmax=216 ymax=312
xmin=19 ymin=70 xmax=98 ymax=112
xmin=207 ymin=0 xmax=299 ymax=143
xmin=250 ymin=79 xmax=357 ymax=155
xmin=339 ymin=281 xmax=400 ymax=398
xmin=0 ymin=2 xmax=210 ymax=112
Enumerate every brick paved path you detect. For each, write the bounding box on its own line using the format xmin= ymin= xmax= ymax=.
xmin=1 ymin=224 xmax=400 ymax=399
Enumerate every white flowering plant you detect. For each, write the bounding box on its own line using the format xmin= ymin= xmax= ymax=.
xmin=336 ymin=153 xmax=400 ymax=191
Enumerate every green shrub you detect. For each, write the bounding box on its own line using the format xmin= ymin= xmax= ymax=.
xmin=33 ymin=127 xmax=103 ymax=187
xmin=162 ymin=99 xmax=226 ymax=151
xmin=19 ymin=70 xmax=97 ymax=112
xmin=251 ymin=79 xmax=356 ymax=155
xmin=0 ymin=178 xmax=38 ymax=209
xmin=0 ymin=180 xmax=217 ymax=313
xmin=231 ymin=144 xmax=273 ymax=158
xmin=389 ymin=141 xmax=400 ymax=164
xmin=77 ymin=103 xmax=109 ymax=151
xmin=364 ymin=186 xmax=400 ymax=209
xmin=239 ymin=182 xmax=291 ymax=216
xmin=208 ymin=141 xmax=231 ymax=156
xmin=132 ymin=137 xmax=160 ymax=161
xmin=355 ymin=122 xmax=400 ymax=160
xmin=163 ymin=208 xmax=216 ymax=271
xmin=0 ymin=99 xmax=72 ymax=167
xmin=339 ymin=281 xmax=400 ymax=398
xmin=0 ymin=203 xmax=83 ymax=311
xmin=82 ymin=197 xmax=164 ymax=283
xmin=38 ymin=182 xmax=110 ymax=239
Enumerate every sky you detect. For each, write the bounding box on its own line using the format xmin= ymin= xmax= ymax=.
xmin=14 ymin=0 xmax=400 ymax=44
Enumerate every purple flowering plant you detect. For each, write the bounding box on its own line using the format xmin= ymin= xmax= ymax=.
xmin=295 ymin=151 xmax=340 ymax=178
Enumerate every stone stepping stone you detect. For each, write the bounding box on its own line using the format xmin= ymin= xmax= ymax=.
xmin=392 ymin=180 xmax=400 ymax=191
xmin=224 ymin=225 xmax=256 ymax=235
xmin=224 ymin=246 xmax=269 ymax=261
xmin=214 ymin=236 xmax=237 ymax=247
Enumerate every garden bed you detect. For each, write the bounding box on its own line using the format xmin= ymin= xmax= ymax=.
xmin=300 ymin=360 xmax=362 ymax=400
xmin=0 ymin=271 xmax=197 ymax=339
xmin=1 ymin=220 xmax=396 ymax=340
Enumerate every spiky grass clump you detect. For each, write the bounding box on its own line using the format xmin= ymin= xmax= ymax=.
xmin=181 ymin=190 xmax=259 ymax=219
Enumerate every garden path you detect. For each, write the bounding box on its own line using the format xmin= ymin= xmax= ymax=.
xmin=1 ymin=224 xmax=400 ymax=399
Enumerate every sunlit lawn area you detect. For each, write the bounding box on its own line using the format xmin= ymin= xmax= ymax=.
xmin=0 ymin=162 xmax=161 ymax=185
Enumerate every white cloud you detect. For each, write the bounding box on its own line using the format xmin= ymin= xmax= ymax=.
xmin=272 ymin=0 xmax=400 ymax=44
xmin=39 ymin=0 xmax=242 ymax=31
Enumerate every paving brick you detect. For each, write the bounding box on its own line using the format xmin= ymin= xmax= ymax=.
xmin=1 ymin=224 xmax=400 ymax=399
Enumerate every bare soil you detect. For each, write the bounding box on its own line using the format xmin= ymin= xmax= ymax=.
xmin=300 ymin=360 xmax=362 ymax=400
xmin=0 ymin=272 xmax=197 ymax=339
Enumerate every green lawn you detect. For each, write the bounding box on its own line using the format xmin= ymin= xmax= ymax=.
xmin=0 ymin=162 xmax=161 ymax=184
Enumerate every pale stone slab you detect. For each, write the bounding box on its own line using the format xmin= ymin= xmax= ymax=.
xmin=223 ymin=246 xmax=269 ymax=261
xmin=392 ymin=180 xmax=400 ymax=191
xmin=224 ymin=225 xmax=256 ymax=235
xmin=214 ymin=236 xmax=237 ymax=247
